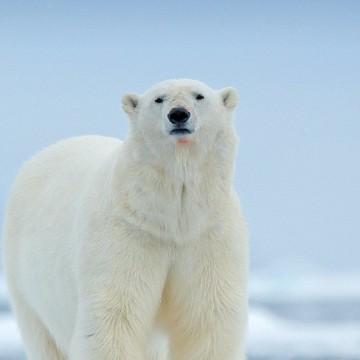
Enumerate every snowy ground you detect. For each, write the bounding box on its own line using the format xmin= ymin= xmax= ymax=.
xmin=1 ymin=272 xmax=360 ymax=360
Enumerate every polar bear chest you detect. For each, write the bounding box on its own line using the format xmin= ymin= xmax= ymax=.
xmin=119 ymin=176 xmax=213 ymax=243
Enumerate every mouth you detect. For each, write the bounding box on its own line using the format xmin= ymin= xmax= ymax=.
xmin=169 ymin=128 xmax=193 ymax=136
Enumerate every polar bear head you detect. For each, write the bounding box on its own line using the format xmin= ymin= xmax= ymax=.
xmin=122 ymin=79 xmax=238 ymax=166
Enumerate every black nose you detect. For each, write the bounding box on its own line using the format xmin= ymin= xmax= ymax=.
xmin=168 ymin=107 xmax=190 ymax=125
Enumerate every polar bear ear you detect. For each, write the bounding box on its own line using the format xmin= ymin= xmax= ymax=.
xmin=122 ymin=93 xmax=139 ymax=117
xmin=219 ymin=87 xmax=238 ymax=109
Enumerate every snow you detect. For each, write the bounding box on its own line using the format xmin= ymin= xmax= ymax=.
xmin=0 ymin=314 xmax=24 ymax=360
xmin=248 ymin=307 xmax=360 ymax=358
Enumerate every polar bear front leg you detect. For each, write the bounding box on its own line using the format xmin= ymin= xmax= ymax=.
xmin=167 ymin=236 xmax=248 ymax=360
xmin=69 ymin=237 xmax=170 ymax=360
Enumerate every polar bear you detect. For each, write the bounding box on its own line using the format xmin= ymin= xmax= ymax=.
xmin=3 ymin=79 xmax=248 ymax=360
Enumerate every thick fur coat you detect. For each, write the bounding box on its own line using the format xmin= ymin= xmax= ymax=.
xmin=3 ymin=79 xmax=248 ymax=360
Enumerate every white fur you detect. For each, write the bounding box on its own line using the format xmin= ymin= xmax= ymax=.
xmin=3 ymin=79 xmax=248 ymax=360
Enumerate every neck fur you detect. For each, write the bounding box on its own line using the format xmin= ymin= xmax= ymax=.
xmin=121 ymin=128 xmax=237 ymax=188
xmin=110 ymin=129 xmax=237 ymax=242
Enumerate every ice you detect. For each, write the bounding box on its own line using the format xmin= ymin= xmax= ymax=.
xmin=248 ymin=307 xmax=360 ymax=358
xmin=0 ymin=314 xmax=24 ymax=360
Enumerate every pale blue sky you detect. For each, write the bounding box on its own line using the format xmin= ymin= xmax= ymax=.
xmin=1 ymin=1 xmax=359 ymax=271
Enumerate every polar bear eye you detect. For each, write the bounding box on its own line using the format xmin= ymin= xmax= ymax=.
xmin=195 ymin=94 xmax=204 ymax=101
xmin=154 ymin=97 xmax=164 ymax=104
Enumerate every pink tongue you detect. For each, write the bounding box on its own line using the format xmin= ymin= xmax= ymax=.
xmin=177 ymin=138 xmax=190 ymax=144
